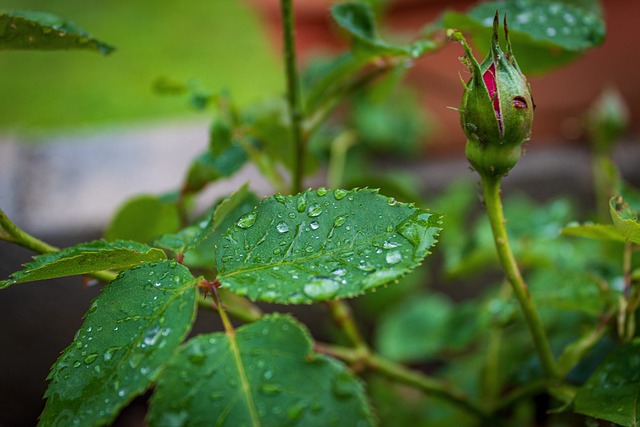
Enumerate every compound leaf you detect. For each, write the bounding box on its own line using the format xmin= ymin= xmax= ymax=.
xmin=39 ymin=260 xmax=198 ymax=427
xmin=574 ymin=340 xmax=640 ymax=426
xmin=147 ymin=314 xmax=375 ymax=427
xmin=0 ymin=240 xmax=166 ymax=289
xmin=216 ymin=188 xmax=441 ymax=304
xmin=0 ymin=10 xmax=114 ymax=54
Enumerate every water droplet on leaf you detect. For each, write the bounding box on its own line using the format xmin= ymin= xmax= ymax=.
xmin=303 ymin=277 xmax=340 ymax=300
xmin=386 ymin=250 xmax=402 ymax=265
xmin=236 ymin=212 xmax=257 ymax=229
xmin=334 ymin=189 xmax=348 ymax=200
xmin=308 ymin=204 xmax=322 ymax=217
xmin=276 ymin=221 xmax=290 ymax=233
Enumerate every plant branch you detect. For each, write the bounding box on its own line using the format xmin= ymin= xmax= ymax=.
xmin=280 ymin=0 xmax=305 ymax=194
xmin=325 ymin=299 xmax=369 ymax=353
xmin=480 ymin=176 xmax=560 ymax=379
xmin=0 ymin=208 xmax=58 ymax=254
xmin=197 ymin=289 xmax=262 ymax=323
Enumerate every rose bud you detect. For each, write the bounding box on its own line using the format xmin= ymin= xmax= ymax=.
xmin=449 ymin=12 xmax=534 ymax=178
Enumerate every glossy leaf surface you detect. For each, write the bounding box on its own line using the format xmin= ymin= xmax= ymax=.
xmin=148 ymin=314 xmax=375 ymax=427
xmin=574 ymin=340 xmax=640 ymax=426
xmin=217 ymin=188 xmax=441 ymax=304
xmin=39 ymin=260 xmax=198 ymax=426
xmin=0 ymin=240 xmax=165 ymax=288
xmin=443 ymin=0 xmax=605 ymax=73
xmin=0 ymin=10 xmax=114 ymax=54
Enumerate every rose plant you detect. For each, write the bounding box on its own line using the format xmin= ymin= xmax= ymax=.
xmin=2 ymin=1 xmax=639 ymax=426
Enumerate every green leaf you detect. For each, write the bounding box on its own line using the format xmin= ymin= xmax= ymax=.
xmin=217 ymin=188 xmax=441 ymax=304
xmin=147 ymin=314 xmax=375 ymax=427
xmin=528 ymin=268 xmax=609 ymax=315
xmin=331 ymin=2 xmax=415 ymax=57
xmin=375 ymin=293 xmax=480 ymax=362
xmin=303 ymin=52 xmax=370 ymax=115
xmin=39 ymin=260 xmax=198 ymax=427
xmin=0 ymin=10 xmax=114 ymax=54
xmin=574 ymin=340 xmax=640 ymax=426
xmin=610 ymin=196 xmax=640 ymax=244
xmin=105 ymin=194 xmax=181 ymax=243
xmin=443 ymin=0 xmax=605 ymax=74
xmin=0 ymin=240 xmax=166 ymax=289
xmin=561 ymin=222 xmax=626 ymax=243
xmin=184 ymin=144 xmax=248 ymax=193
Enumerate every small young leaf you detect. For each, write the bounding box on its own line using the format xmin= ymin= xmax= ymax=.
xmin=147 ymin=314 xmax=375 ymax=427
xmin=610 ymin=196 xmax=640 ymax=244
xmin=0 ymin=240 xmax=165 ymax=289
xmin=39 ymin=260 xmax=198 ymax=427
xmin=0 ymin=10 xmax=114 ymax=54
xmin=574 ymin=340 xmax=640 ymax=426
xmin=443 ymin=0 xmax=605 ymax=73
xmin=184 ymin=144 xmax=247 ymax=193
xmin=216 ymin=188 xmax=441 ymax=304
xmin=104 ymin=194 xmax=181 ymax=243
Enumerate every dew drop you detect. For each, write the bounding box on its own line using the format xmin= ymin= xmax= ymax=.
xmin=358 ymin=261 xmax=375 ymax=272
xmin=84 ymin=354 xmax=98 ymax=365
xmin=382 ymin=241 xmax=399 ymax=249
xmin=310 ymin=221 xmax=320 ymax=230
xmin=72 ymin=361 xmax=82 ymax=368
xmin=288 ymin=212 xmax=296 ymax=219
xmin=288 ymin=401 xmax=307 ymax=422
xmin=333 ymin=189 xmax=348 ymax=200
xmin=236 ymin=212 xmax=257 ymax=229
xmin=386 ymin=250 xmax=402 ymax=265
xmin=331 ymin=267 xmax=347 ymax=276
xmin=303 ymin=277 xmax=340 ymax=300
xmin=276 ymin=221 xmax=290 ymax=233
xmin=388 ymin=198 xmax=397 ymax=206
xmin=308 ymin=204 xmax=323 ymax=217
xmin=334 ymin=215 xmax=347 ymax=227
xmin=316 ymin=187 xmax=328 ymax=196
xmin=332 ymin=372 xmax=354 ymax=398
xmin=259 ymin=382 xmax=282 ymax=395
xmin=274 ymin=194 xmax=287 ymax=204
xmin=297 ymin=194 xmax=307 ymax=213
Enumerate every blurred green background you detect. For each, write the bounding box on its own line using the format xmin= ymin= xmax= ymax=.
xmin=0 ymin=0 xmax=282 ymax=134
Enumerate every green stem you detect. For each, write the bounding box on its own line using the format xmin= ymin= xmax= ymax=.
xmin=1 ymin=208 xmax=121 ymax=284
xmin=325 ymin=299 xmax=369 ymax=352
xmin=315 ymin=343 xmax=490 ymax=421
xmin=197 ymin=290 xmax=262 ymax=323
xmin=280 ymin=0 xmax=305 ymax=194
xmin=480 ymin=176 xmax=560 ymax=379
xmin=0 ymin=208 xmax=58 ymax=254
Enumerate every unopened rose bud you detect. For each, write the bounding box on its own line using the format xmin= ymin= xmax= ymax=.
xmin=449 ymin=12 xmax=534 ymax=178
